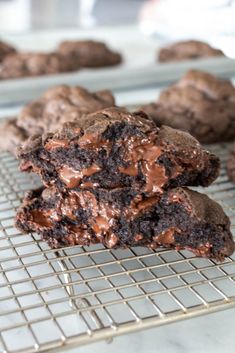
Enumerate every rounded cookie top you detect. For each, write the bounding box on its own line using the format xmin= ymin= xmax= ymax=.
xmin=158 ymin=40 xmax=224 ymax=63
xmin=17 ymin=85 xmax=115 ymax=135
xmin=18 ymin=107 xmax=155 ymax=152
xmin=57 ymin=40 xmax=122 ymax=68
xmin=177 ymin=69 xmax=235 ymax=101
xmin=0 ymin=85 xmax=115 ymax=155
xmin=141 ymin=70 xmax=235 ymax=143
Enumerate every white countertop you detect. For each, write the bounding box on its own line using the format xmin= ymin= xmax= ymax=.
xmin=66 ymin=308 xmax=235 ymax=353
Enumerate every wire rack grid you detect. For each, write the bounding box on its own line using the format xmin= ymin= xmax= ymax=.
xmin=0 ymin=143 xmax=235 ymax=353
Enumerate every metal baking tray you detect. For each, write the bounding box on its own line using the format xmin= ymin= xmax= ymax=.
xmin=1 ymin=24 xmax=235 ymax=106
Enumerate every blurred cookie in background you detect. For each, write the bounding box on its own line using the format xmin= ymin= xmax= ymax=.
xmin=0 ymin=85 xmax=115 ymax=155
xmin=57 ymin=40 xmax=122 ymax=68
xmin=140 ymin=69 xmax=235 ymax=144
xmin=158 ymin=40 xmax=225 ymax=63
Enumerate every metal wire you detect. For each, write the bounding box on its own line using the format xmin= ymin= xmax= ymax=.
xmin=0 ymin=143 xmax=235 ymax=353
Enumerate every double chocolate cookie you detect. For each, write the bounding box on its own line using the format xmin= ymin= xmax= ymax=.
xmin=58 ymin=40 xmax=122 ymax=68
xmin=0 ymin=39 xmax=122 ymax=80
xmin=17 ymin=107 xmax=220 ymax=193
xmin=17 ymin=85 xmax=115 ymax=135
xmin=0 ymin=85 xmax=115 ymax=155
xmin=16 ymin=186 xmax=234 ymax=260
xmin=141 ymin=70 xmax=235 ymax=143
xmin=0 ymin=52 xmax=79 ymax=80
xmin=16 ymin=107 xmax=234 ymax=260
xmin=158 ymin=40 xmax=224 ymax=63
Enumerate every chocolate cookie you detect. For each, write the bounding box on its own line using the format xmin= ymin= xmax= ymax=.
xmin=17 ymin=107 xmax=220 ymax=193
xmin=158 ymin=40 xmax=224 ymax=63
xmin=0 ymin=39 xmax=122 ymax=80
xmin=0 ymin=40 xmax=16 ymax=62
xmin=0 ymin=52 xmax=79 ymax=80
xmin=57 ymin=40 xmax=122 ymax=68
xmin=17 ymin=85 xmax=115 ymax=135
xmin=141 ymin=70 xmax=235 ymax=144
xmin=0 ymin=85 xmax=115 ymax=155
xmin=15 ymin=185 xmax=234 ymax=260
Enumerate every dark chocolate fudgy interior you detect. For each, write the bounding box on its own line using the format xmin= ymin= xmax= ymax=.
xmin=15 ymin=107 xmax=235 ymax=259
xmin=16 ymin=186 xmax=234 ymax=259
xmin=17 ymin=107 xmax=220 ymax=194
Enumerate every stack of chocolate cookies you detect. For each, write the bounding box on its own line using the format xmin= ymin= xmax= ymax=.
xmin=15 ymin=107 xmax=234 ymax=260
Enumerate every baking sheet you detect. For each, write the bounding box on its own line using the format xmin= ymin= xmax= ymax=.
xmin=1 ymin=25 xmax=235 ymax=106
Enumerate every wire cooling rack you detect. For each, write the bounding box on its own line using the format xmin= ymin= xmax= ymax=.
xmin=0 ymin=143 xmax=235 ymax=353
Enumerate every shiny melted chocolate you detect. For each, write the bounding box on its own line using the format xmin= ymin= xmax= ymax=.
xmin=56 ymin=190 xmax=120 ymax=246
xmin=44 ymin=126 xmax=170 ymax=193
xmin=118 ymin=134 xmax=167 ymax=193
xmin=31 ymin=210 xmax=53 ymax=227
xmin=45 ymin=138 xmax=70 ymax=151
xmin=59 ymin=164 xmax=101 ymax=188
xmin=153 ymin=227 xmax=177 ymax=245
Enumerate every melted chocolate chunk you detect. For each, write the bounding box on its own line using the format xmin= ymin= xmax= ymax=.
xmin=15 ymin=186 xmax=234 ymax=260
xmin=158 ymin=40 xmax=224 ymax=63
xmin=17 ymin=107 xmax=220 ymax=193
xmin=17 ymin=85 xmax=115 ymax=136
xmin=141 ymin=70 xmax=235 ymax=144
